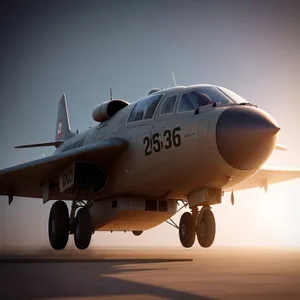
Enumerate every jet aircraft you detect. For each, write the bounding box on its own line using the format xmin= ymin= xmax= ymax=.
xmin=1 ymin=84 xmax=300 ymax=250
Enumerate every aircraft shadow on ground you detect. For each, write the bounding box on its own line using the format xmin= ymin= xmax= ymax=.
xmin=0 ymin=257 xmax=193 ymax=264
xmin=0 ymin=257 xmax=218 ymax=300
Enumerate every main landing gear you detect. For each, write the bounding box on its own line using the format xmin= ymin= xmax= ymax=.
xmin=74 ymin=207 xmax=93 ymax=249
xmin=178 ymin=206 xmax=216 ymax=248
xmin=48 ymin=200 xmax=94 ymax=250
xmin=48 ymin=201 xmax=69 ymax=250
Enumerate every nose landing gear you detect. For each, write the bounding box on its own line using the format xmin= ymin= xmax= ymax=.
xmin=178 ymin=206 xmax=216 ymax=248
xmin=179 ymin=212 xmax=195 ymax=248
xmin=196 ymin=207 xmax=216 ymax=248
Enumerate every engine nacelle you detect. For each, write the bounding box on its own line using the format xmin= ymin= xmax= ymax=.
xmin=92 ymin=99 xmax=129 ymax=122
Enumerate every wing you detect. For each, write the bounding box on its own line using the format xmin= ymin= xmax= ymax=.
xmin=0 ymin=138 xmax=128 ymax=200
xmin=228 ymin=166 xmax=300 ymax=192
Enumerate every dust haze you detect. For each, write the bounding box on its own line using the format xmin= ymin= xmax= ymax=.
xmin=1 ymin=0 xmax=300 ymax=251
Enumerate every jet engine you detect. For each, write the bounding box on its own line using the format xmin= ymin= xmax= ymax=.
xmin=92 ymin=100 xmax=129 ymax=122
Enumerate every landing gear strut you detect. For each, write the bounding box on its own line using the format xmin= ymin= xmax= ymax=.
xmin=178 ymin=206 xmax=216 ymax=248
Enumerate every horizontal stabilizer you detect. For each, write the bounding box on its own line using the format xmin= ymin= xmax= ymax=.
xmin=15 ymin=141 xmax=64 ymax=149
xmin=275 ymin=144 xmax=288 ymax=151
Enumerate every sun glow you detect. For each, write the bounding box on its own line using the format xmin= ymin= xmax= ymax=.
xmin=257 ymin=189 xmax=287 ymax=229
xmin=253 ymin=183 xmax=300 ymax=246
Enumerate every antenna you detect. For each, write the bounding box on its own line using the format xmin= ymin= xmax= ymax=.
xmin=109 ymin=87 xmax=113 ymax=100
xmin=172 ymin=72 xmax=177 ymax=87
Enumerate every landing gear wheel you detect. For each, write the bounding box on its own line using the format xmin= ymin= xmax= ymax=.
xmin=74 ymin=208 xmax=92 ymax=250
xmin=48 ymin=201 xmax=69 ymax=250
xmin=132 ymin=231 xmax=143 ymax=236
xmin=196 ymin=208 xmax=216 ymax=248
xmin=179 ymin=212 xmax=195 ymax=248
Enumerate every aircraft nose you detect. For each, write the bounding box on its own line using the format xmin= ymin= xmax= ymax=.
xmin=216 ymin=106 xmax=280 ymax=170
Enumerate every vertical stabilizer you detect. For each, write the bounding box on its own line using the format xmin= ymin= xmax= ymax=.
xmin=56 ymin=94 xmax=74 ymax=141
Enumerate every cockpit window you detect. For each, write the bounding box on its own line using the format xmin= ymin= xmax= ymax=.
xmin=161 ymin=95 xmax=177 ymax=114
xmin=217 ymin=86 xmax=248 ymax=104
xmin=178 ymin=87 xmax=234 ymax=113
xmin=127 ymin=94 xmax=164 ymax=123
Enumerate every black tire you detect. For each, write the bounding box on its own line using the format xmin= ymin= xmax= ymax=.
xmin=48 ymin=201 xmax=69 ymax=250
xmin=74 ymin=208 xmax=92 ymax=250
xmin=179 ymin=212 xmax=195 ymax=248
xmin=196 ymin=209 xmax=216 ymax=248
xmin=132 ymin=231 xmax=143 ymax=236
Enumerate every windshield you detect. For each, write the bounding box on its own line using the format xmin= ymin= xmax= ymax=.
xmin=178 ymin=86 xmax=234 ymax=112
xmin=217 ymin=86 xmax=248 ymax=104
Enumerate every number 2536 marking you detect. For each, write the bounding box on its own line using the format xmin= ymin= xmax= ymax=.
xmin=143 ymin=127 xmax=181 ymax=156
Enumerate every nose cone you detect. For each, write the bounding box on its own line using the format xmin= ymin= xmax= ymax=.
xmin=216 ymin=106 xmax=279 ymax=170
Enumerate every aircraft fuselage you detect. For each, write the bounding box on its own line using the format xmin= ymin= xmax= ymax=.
xmin=55 ymin=85 xmax=278 ymax=202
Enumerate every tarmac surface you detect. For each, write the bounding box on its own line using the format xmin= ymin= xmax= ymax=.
xmin=0 ymin=247 xmax=300 ymax=300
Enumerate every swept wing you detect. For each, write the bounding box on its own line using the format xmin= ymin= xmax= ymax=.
xmin=0 ymin=138 xmax=127 ymax=200
xmin=229 ymin=166 xmax=300 ymax=192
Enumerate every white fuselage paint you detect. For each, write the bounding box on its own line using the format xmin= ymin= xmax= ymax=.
xmin=54 ymin=85 xmax=277 ymax=231
xmin=56 ymin=93 xmax=267 ymax=201
xmin=99 ymin=106 xmax=259 ymax=200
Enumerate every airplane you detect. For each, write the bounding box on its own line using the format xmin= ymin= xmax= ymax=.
xmin=1 ymin=83 xmax=300 ymax=250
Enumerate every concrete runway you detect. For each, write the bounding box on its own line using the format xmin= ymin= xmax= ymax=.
xmin=0 ymin=247 xmax=300 ymax=300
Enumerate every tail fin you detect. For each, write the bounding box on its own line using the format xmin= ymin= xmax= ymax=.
xmin=56 ymin=94 xmax=74 ymax=141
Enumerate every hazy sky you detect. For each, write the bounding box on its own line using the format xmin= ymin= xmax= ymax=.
xmin=1 ymin=0 xmax=300 ymax=249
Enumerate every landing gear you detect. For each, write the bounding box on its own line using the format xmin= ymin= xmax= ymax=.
xmin=74 ymin=208 xmax=93 ymax=250
xmin=179 ymin=212 xmax=195 ymax=248
xmin=48 ymin=201 xmax=69 ymax=250
xmin=132 ymin=231 xmax=143 ymax=236
xmin=177 ymin=206 xmax=216 ymax=249
xmin=48 ymin=199 xmax=94 ymax=250
xmin=196 ymin=208 xmax=216 ymax=248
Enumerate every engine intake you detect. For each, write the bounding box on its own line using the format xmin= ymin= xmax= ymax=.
xmin=92 ymin=100 xmax=129 ymax=122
